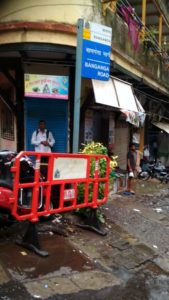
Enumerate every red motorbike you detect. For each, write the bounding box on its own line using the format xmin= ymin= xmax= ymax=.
xmin=0 ymin=150 xmax=52 ymax=224
xmin=0 ymin=150 xmax=62 ymax=256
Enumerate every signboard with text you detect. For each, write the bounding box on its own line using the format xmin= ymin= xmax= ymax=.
xmin=24 ymin=74 xmax=69 ymax=99
xmin=81 ymin=21 xmax=112 ymax=81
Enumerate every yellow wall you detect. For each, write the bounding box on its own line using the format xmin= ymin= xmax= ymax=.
xmin=0 ymin=0 xmax=102 ymax=24
xmin=0 ymin=30 xmax=77 ymax=47
xmin=0 ymin=0 xmax=102 ymax=46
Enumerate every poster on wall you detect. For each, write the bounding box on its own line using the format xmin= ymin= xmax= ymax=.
xmin=84 ymin=110 xmax=93 ymax=143
xmin=24 ymin=74 xmax=69 ymax=99
xmin=108 ymin=114 xmax=115 ymax=150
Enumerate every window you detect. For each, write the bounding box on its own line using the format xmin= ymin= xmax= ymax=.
xmin=1 ymin=107 xmax=14 ymax=140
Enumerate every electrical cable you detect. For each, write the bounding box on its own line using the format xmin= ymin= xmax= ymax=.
xmin=145 ymin=111 xmax=169 ymax=122
xmin=134 ymin=87 xmax=169 ymax=106
xmin=134 ymin=88 xmax=169 ymax=121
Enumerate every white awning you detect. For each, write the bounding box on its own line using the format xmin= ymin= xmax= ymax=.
xmin=92 ymin=77 xmax=144 ymax=113
xmin=136 ymin=97 xmax=145 ymax=113
xmin=153 ymin=122 xmax=169 ymax=134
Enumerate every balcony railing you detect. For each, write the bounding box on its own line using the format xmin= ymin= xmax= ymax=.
xmin=104 ymin=7 xmax=169 ymax=89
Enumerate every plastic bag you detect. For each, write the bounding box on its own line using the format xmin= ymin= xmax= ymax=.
xmin=143 ymin=148 xmax=150 ymax=157
xmin=129 ymin=171 xmax=134 ymax=178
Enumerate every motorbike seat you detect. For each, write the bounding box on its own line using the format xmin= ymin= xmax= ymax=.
xmin=160 ymin=172 xmax=167 ymax=176
xmin=0 ymin=180 xmax=13 ymax=190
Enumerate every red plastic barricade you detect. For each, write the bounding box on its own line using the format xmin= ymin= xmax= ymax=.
xmin=10 ymin=151 xmax=110 ymax=222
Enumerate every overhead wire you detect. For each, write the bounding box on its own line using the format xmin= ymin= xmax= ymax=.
xmin=145 ymin=112 xmax=169 ymax=122
xmin=134 ymin=88 xmax=169 ymax=106
xmin=134 ymin=88 xmax=169 ymax=121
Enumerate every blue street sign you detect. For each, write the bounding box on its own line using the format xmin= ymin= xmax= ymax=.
xmin=82 ymin=39 xmax=111 ymax=81
xmin=81 ymin=21 xmax=112 ymax=81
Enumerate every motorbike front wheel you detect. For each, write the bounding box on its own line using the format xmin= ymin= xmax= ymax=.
xmin=137 ymin=171 xmax=150 ymax=181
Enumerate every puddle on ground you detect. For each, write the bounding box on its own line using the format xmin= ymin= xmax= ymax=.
xmin=0 ymin=234 xmax=94 ymax=281
xmin=136 ymin=180 xmax=167 ymax=195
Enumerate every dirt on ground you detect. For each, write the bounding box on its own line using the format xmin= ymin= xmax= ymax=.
xmin=0 ymin=179 xmax=169 ymax=299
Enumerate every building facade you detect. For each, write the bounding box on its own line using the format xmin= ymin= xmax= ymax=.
xmin=0 ymin=0 xmax=168 ymax=168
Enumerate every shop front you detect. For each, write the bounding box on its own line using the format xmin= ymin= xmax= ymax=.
xmin=0 ymin=43 xmax=76 ymax=153
xmin=150 ymin=122 xmax=169 ymax=165
xmin=82 ymin=76 xmax=145 ymax=170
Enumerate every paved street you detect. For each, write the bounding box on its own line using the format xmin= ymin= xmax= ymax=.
xmin=0 ymin=180 xmax=169 ymax=299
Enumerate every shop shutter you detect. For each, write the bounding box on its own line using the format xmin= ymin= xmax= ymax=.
xmin=24 ymin=98 xmax=68 ymax=153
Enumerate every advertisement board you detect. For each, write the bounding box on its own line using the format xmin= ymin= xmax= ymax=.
xmin=24 ymin=74 xmax=69 ymax=99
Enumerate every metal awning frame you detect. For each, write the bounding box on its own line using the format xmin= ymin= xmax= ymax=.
xmin=152 ymin=122 xmax=169 ymax=134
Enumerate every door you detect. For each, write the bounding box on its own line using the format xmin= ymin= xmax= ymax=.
xmin=114 ymin=122 xmax=130 ymax=170
xmin=93 ymin=111 xmax=109 ymax=146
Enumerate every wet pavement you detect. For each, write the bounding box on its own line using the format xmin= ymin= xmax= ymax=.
xmin=0 ymin=235 xmax=93 ymax=281
xmin=1 ymin=180 xmax=169 ymax=299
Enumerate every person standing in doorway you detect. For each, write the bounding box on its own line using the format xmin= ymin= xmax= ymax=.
xmin=31 ymin=120 xmax=55 ymax=152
